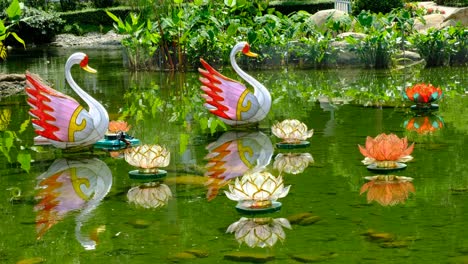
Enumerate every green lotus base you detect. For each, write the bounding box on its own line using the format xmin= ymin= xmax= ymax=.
xmin=367 ymin=163 xmax=407 ymax=173
xmin=235 ymin=201 xmax=282 ymax=214
xmin=276 ymin=141 xmax=310 ymax=149
xmin=410 ymin=104 xmax=439 ymax=111
xmin=94 ymin=134 xmax=140 ymax=151
xmin=128 ymin=169 xmax=167 ymax=180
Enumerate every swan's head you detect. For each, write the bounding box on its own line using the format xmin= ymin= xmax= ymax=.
xmin=238 ymin=42 xmax=258 ymax=58
xmin=67 ymin=52 xmax=97 ymax=73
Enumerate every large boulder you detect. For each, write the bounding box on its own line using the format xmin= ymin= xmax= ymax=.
xmin=443 ymin=7 xmax=468 ymax=27
xmin=0 ymin=74 xmax=25 ymax=97
xmin=309 ymin=9 xmax=349 ymax=30
xmin=414 ymin=14 xmax=446 ymax=32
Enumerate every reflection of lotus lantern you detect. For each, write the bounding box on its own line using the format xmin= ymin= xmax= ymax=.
xmin=227 ymin=217 xmax=291 ymax=248
xmin=358 ymin=133 xmax=414 ymax=171
xmin=404 ymin=115 xmax=444 ymax=135
xmin=125 ymin=144 xmax=170 ymax=178
xmin=34 ymin=158 xmax=112 ymax=250
xmin=225 ymin=171 xmax=290 ymax=212
xmin=272 ymin=119 xmax=313 ymax=148
xmin=127 ymin=182 xmax=172 ymax=209
xmin=404 ymin=83 xmax=443 ymax=109
xmin=274 ymin=153 xmax=314 ymax=175
xmin=360 ymin=175 xmax=415 ymax=206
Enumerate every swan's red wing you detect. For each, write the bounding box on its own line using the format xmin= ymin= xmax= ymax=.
xmin=198 ymin=59 xmax=258 ymax=121
xmin=25 ymin=72 xmax=82 ymax=142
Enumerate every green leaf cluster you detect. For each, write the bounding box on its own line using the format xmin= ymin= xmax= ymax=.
xmin=0 ymin=0 xmax=25 ymax=60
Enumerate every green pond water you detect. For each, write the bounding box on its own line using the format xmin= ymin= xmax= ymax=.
xmin=0 ymin=47 xmax=467 ymax=264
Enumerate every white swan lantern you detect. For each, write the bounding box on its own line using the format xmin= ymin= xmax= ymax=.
xmin=199 ymin=42 xmax=271 ymax=126
xmin=25 ymin=52 xmax=109 ymax=149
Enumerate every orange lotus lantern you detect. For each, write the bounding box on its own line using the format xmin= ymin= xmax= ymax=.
xmin=360 ymin=175 xmax=415 ymax=206
xmin=358 ymin=133 xmax=414 ymax=171
xmin=404 ymin=83 xmax=443 ymax=109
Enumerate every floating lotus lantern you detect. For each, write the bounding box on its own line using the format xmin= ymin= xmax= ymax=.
xmin=404 ymin=114 xmax=444 ymax=135
xmin=227 ymin=217 xmax=291 ymax=248
xmin=358 ymin=133 xmax=414 ymax=171
xmin=127 ymin=181 xmax=172 ymax=209
xmin=273 ymin=153 xmax=314 ymax=175
xmin=225 ymin=171 xmax=290 ymax=213
xmin=360 ymin=175 xmax=415 ymax=206
xmin=95 ymin=120 xmax=140 ymax=150
xmin=404 ymin=83 xmax=443 ymax=110
xmin=125 ymin=144 xmax=170 ymax=179
xmin=272 ymin=119 xmax=313 ymax=149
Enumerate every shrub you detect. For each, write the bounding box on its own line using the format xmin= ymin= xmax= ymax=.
xmin=352 ymin=0 xmax=404 ymax=15
xmin=8 ymin=6 xmax=63 ymax=45
xmin=435 ymin=0 xmax=468 ymax=7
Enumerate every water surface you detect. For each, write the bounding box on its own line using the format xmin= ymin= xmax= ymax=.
xmin=0 ymin=47 xmax=467 ymax=263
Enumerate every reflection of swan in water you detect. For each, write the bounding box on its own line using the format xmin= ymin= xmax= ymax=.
xmin=35 ymin=158 xmax=112 ymax=250
xmin=204 ymin=131 xmax=273 ymax=200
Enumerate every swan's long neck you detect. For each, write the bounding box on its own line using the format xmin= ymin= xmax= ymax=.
xmin=65 ymin=59 xmax=108 ymax=126
xmin=230 ymin=44 xmax=271 ymax=109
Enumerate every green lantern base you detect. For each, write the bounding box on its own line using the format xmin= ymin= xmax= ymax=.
xmin=128 ymin=169 xmax=167 ymax=180
xmin=235 ymin=201 xmax=282 ymax=214
xmin=94 ymin=133 xmax=141 ymax=151
xmin=276 ymin=141 xmax=310 ymax=149
xmin=367 ymin=163 xmax=407 ymax=173
xmin=410 ymin=104 xmax=439 ymax=111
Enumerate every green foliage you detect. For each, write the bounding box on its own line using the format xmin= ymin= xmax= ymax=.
xmin=345 ymin=11 xmax=398 ymax=68
xmin=107 ymin=10 xmax=160 ymax=70
xmin=435 ymin=0 xmax=468 ymax=7
xmin=59 ymin=6 xmax=130 ymax=27
xmin=10 ymin=5 xmax=63 ymax=45
xmin=0 ymin=0 xmax=24 ymax=59
xmin=410 ymin=26 xmax=466 ymax=67
xmin=352 ymin=0 xmax=404 ymax=15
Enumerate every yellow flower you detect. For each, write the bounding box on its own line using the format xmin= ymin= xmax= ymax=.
xmin=272 ymin=119 xmax=313 ymax=143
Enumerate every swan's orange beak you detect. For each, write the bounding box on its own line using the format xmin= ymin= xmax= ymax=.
xmin=82 ymin=65 xmax=97 ymax=74
xmin=245 ymin=51 xmax=258 ymax=58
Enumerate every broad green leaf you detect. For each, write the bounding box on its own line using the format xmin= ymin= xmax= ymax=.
xmin=17 ymin=151 xmax=31 ymax=173
xmin=10 ymin=32 xmax=25 ymax=48
xmin=224 ymin=0 xmax=236 ymax=8
xmin=194 ymin=0 xmax=204 ymax=5
xmin=6 ymin=0 xmax=21 ymax=21
xmin=0 ymin=20 xmax=5 ymax=35
xmin=174 ymin=0 xmax=183 ymax=3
